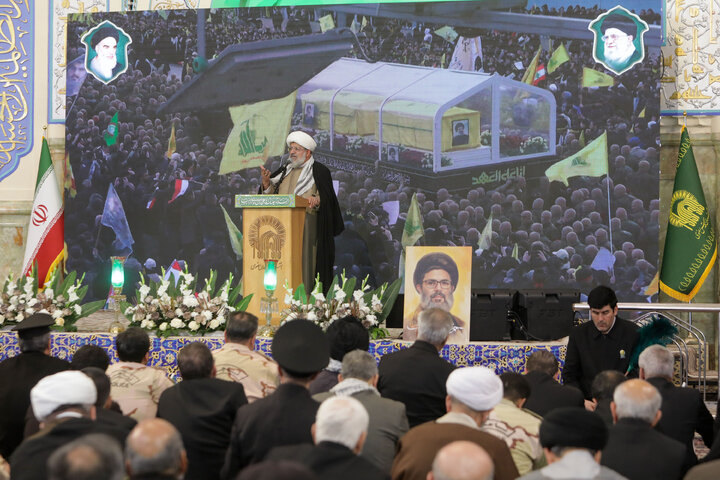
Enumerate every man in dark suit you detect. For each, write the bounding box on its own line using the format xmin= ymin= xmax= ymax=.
xmin=221 ymin=320 xmax=330 ymax=479
xmin=314 ymin=350 xmax=408 ymax=473
xmin=523 ymin=350 xmax=583 ymax=417
xmin=157 ymin=342 xmax=248 ymax=480
xmin=601 ymin=379 xmax=685 ymax=480
xmin=563 ymin=286 xmax=639 ymax=402
xmin=639 ymin=345 xmax=713 ymax=469
xmin=378 ymin=307 xmax=456 ymax=428
xmin=82 ymin=367 xmax=137 ymax=436
xmin=267 ymin=396 xmax=388 ymax=480
xmin=0 ymin=313 xmax=69 ymax=458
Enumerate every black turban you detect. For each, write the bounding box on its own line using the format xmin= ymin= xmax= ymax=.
xmin=540 ymin=407 xmax=608 ymax=451
xmin=413 ymin=252 xmax=459 ymax=288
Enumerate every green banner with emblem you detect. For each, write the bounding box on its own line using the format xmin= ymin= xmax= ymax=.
xmin=660 ymin=127 xmax=717 ymax=301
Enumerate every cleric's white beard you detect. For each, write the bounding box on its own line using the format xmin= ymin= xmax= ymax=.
xmin=91 ymin=54 xmax=117 ymax=79
xmin=604 ymin=45 xmax=634 ymax=65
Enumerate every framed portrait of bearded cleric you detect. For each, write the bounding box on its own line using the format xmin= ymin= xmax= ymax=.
xmin=404 ymin=246 xmax=471 ymax=344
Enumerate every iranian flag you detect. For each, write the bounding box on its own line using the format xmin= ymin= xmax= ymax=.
xmin=22 ymin=138 xmax=65 ymax=287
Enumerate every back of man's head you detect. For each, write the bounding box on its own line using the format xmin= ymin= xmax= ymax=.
xmin=587 ymin=285 xmax=618 ymax=309
xmin=82 ymin=367 xmax=112 ymax=408
xmin=314 ymin=396 xmax=369 ymax=452
xmin=500 ymin=372 xmax=531 ymax=403
xmin=612 ymin=379 xmax=661 ymax=424
xmin=177 ymin=341 xmax=214 ymax=380
xmin=71 ymin=344 xmax=110 ymax=371
xmin=340 ymin=349 xmax=377 ymax=382
xmin=225 ymin=311 xmax=259 ymax=344
xmin=638 ymin=345 xmax=674 ymax=380
xmin=116 ymin=327 xmax=150 ymax=363
xmin=18 ymin=331 xmax=51 ymax=353
xmin=48 ymin=434 xmax=124 ymax=480
xmin=591 ymin=370 xmax=627 ymax=402
xmin=326 ymin=316 xmax=370 ymax=361
xmin=126 ymin=418 xmax=187 ymax=479
xmin=417 ymin=308 xmax=453 ymax=348
xmin=526 ymin=350 xmax=559 ymax=377
xmin=429 ymin=441 xmax=494 ymax=480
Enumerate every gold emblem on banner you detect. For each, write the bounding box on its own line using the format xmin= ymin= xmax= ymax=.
xmin=248 ymin=215 xmax=286 ymax=260
xmin=669 ymin=190 xmax=704 ymax=231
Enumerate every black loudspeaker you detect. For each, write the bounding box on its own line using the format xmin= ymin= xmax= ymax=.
xmin=512 ymin=290 xmax=580 ymax=340
xmin=470 ymin=290 xmax=514 ymax=341
xmin=385 ymin=293 xmax=404 ymax=329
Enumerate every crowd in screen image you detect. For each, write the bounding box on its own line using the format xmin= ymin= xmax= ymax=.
xmin=64 ymin=6 xmax=660 ymax=302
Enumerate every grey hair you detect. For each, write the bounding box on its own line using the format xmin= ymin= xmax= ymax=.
xmin=417 ymin=308 xmax=453 ymax=347
xmin=125 ymin=426 xmax=185 ymax=476
xmin=638 ymin=345 xmax=674 ymax=379
xmin=341 ymin=350 xmax=377 ymax=381
xmin=19 ymin=332 xmax=51 ymax=353
xmin=613 ymin=380 xmax=661 ymax=423
xmin=48 ymin=434 xmax=124 ymax=480
xmin=315 ymin=396 xmax=369 ymax=450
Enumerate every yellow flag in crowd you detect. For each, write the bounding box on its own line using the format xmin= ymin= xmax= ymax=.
xmin=521 ymin=48 xmax=542 ymax=85
xmin=547 ymin=44 xmax=570 ymax=73
xmin=582 ymin=67 xmax=614 ymax=88
xmin=166 ymin=123 xmax=176 ymax=159
xmin=477 ymin=214 xmax=493 ymax=251
xmin=319 ymin=14 xmax=335 ymax=32
xmin=578 ymin=129 xmax=586 ymax=148
xmin=545 ymin=131 xmax=608 ymax=186
xmin=220 ymin=91 xmax=297 ymax=175
xmin=402 ymin=193 xmax=424 ymax=248
xmin=638 ymin=107 xmax=646 ymax=118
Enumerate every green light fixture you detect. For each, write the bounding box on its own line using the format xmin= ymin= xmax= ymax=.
xmin=111 ymin=256 xmax=126 ymax=289
xmin=263 ymin=260 xmax=277 ymax=291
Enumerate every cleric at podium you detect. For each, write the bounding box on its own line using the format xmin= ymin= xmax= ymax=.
xmin=260 ymin=131 xmax=343 ymax=292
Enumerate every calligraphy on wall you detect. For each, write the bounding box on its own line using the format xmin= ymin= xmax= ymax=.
xmin=0 ymin=0 xmax=32 ymax=182
xmin=662 ymin=0 xmax=720 ymax=114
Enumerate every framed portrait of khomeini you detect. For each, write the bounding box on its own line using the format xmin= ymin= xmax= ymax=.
xmin=404 ymin=246 xmax=471 ymax=344
xmin=81 ymin=21 xmax=132 ymax=84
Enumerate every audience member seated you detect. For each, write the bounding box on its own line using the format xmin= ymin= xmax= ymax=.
xmin=601 ymin=379 xmax=685 ymax=480
xmin=10 ymin=371 xmax=125 ymax=480
xmin=638 ymin=344 xmax=713 ymax=469
xmin=221 ymin=319 xmax=329 ymax=478
xmin=157 ymin=342 xmax=248 ymax=480
xmin=314 ymin=349 xmax=408 ymax=473
xmin=106 ymin=327 xmax=174 ymax=420
xmin=0 ymin=313 xmax=69 ymax=459
xmin=684 ymin=458 xmax=720 ymax=480
xmin=590 ymin=370 xmax=627 ymax=427
xmin=427 ymin=441 xmax=494 ymax=480
xmin=47 ymin=433 xmax=124 ymax=480
xmin=378 ymin=308 xmax=456 ymax=427
xmin=267 ymin=396 xmax=389 ymax=480
xmin=236 ymin=460 xmax=319 ymax=480
xmin=518 ymin=407 xmax=625 ymax=479
xmin=70 ymin=344 xmax=111 ymax=371
xmin=483 ymin=372 xmax=545 ymax=475
xmin=212 ymin=312 xmax=279 ymax=402
xmin=82 ymin=366 xmax=137 ymax=436
xmin=125 ymin=418 xmax=188 ymax=480
xmin=309 ymin=316 xmax=370 ymax=395
xmin=523 ymin=350 xmax=583 ymax=417
xmin=391 ymin=366 xmax=519 ymax=480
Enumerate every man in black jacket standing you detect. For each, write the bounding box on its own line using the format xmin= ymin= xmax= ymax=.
xmin=562 ymin=286 xmax=639 ymax=402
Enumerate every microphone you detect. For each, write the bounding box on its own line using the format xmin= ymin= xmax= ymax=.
xmin=274 ymin=154 xmax=292 ymax=193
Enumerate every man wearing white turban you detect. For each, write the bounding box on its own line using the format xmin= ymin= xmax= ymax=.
xmin=260 ymin=131 xmax=343 ymax=291
xmin=390 ymin=366 xmax=519 ymax=480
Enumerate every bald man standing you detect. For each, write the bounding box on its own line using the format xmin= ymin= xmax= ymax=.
xmin=260 ymin=131 xmax=343 ymax=291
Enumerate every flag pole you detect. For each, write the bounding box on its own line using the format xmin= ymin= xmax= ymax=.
xmin=604 ymin=131 xmax=613 ymax=254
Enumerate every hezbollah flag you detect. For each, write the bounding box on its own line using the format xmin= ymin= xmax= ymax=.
xmin=582 ymin=67 xmax=614 ymax=88
xmin=477 ymin=214 xmax=493 ymax=251
xmin=219 ymin=91 xmax=296 ymax=175
xmin=401 ymin=193 xmax=424 ymax=248
xmin=660 ymin=127 xmax=717 ymax=301
xmin=221 ymin=204 xmax=243 ymax=260
xmin=545 ymin=131 xmax=608 ymax=186
xmin=547 ymin=44 xmax=570 ymax=74
xmin=104 ymin=111 xmax=119 ymax=146
xmin=22 ymin=138 xmax=65 ymax=287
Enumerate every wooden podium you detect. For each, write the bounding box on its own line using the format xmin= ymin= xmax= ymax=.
xmin=235 ymin=194 xmax=309 ymax=325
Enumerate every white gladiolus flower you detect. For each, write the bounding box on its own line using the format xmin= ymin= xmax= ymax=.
xmin=188 ymin=320 xmax=200 ymax=331
xmin=170 ymin=318 xmax=184 ymax=329
xmin=306 ymin=311 xmax=317 ymax=321
xmin=27 ymin=298 xmax=38 ymax=307
xmin=334 ymin=289 xmax=346 ymax=302
xmin=220 ymin=290 xmax=228 ymax=302
xmin=183 ymin=273 xmax=194 ymax=283
xmin=284 ymin=294 xmax=293 ymax=304
xmin=366 ymin=314 xmax=377 ymax=324
xmin=216 ymin=314 xmax=225 ymax=325
xmin=314 ymin=292 xmax=326 ymax=303
xmin=9 ymin=296 xmax=18 ymax=306
xmin=159 ymin=322 xmax=168 ymax=331
xmin=138 ymin=285 xmax=150 ymax=298
xmin=202 ymin=311 xmax=212 ymax=321
xmin=353 ymin=290 xmax=364 ymax=302
xmin=68 ymin=291 xmax=79 ymax=303
xmin=23 ymin=282 xmax=33 ymax=294
xmin=74 ymin=305 xmax=82 ymax=315
xmin=183 ymin=296 xmax=199 ymax=308
xmin=55 ymin=318 xmax=64 ymax=326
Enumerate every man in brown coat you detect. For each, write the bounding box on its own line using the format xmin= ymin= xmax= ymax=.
xmin=391 ymin=366 xmax=519 ymax=480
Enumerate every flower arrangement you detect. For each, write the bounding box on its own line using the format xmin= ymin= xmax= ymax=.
xmin=521 ymin=136 xmax=549 ymax=154
xmin=281 ymin=273 xmax=402 ymax=339
xmin=123 ymin=269 xmax=252 ymax=337
xmin=345 ymin=135 xmax=365 ymax=153
xmin=0 ymin=269 xmax=105 ymax=332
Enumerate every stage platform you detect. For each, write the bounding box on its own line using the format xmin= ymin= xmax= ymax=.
xmin=0 ymin=331 xmax=567 ymax=380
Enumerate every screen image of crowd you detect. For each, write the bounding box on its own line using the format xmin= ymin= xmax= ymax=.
xmin=64 ymin=4 xmax=661 ymax=303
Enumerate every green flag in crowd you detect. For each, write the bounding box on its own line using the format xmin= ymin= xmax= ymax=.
xmin=221 ymin=205 xmax=243 ymax=261
xmin=660 ymin=127 xmax=717 ymax=301
xmin=402 ymin=193 xmax=424 ymax=248
xmin=104 ymin=112 xmax=119 ymax=146
xmin=547 ymin=44 xmax=569 ymax=73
